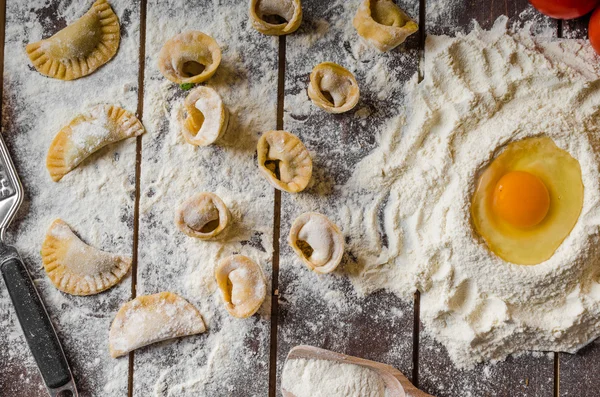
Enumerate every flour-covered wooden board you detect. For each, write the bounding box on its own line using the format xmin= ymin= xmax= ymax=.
xmin=0 ymin=0 xmax=140 ymax=395
xmin=558 ymin=16 xmax=600 ymax=397
xmin=276 ymin=0 xmax=419 ymax=394
xmin=134 ymin=1 xmax=278 ymax=395
xmin=418 ymin=1 xmax=556 ymax=396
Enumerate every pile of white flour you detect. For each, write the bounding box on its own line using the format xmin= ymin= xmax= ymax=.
xmin=340 ymin=17 xmax=600 ymax=367
xmin=281 ymin=358 xmax=387 ymax=397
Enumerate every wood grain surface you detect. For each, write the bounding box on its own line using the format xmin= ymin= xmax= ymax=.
xmin=0 ymin=0 xmax=598 ymax=396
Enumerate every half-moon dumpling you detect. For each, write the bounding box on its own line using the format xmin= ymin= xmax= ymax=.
xmin=109 ymin=292 xmax=206 ymax=358
xmin=289 ymin=212 xmax=344 ymax=274
xmin=180 ymin=86 xmax=229 ymax=146
xmin=308 ymin=62 xmax=360 ymax=114
xmin=353 ymin=0 xmax=418 ymax=52
xmin=257 ymin=130 xmax=312 ymax=193
xmin=158 ymin=31 xmax=221 ymax=84
xmin=46 ymin=104 xmax=145 ymax=182
xmin=176 ymin=192 xmax=230 ymax=240
xmin=249 ymin=0 xmax=303 ymax=36
xmin=215 ymin=255 xmax=266 ymax=318
xmin=25 ymin=0 xmax=120 ymax=80
xmin=41 ymin=219 xmax=131 ymax=296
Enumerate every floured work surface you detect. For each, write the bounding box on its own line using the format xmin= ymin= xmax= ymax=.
xmin=135 ymin=0 xmax=277 ymax=396
xmin=276 ymin=0 xmax=418 ymax=393
xmin=2 ymin=1 xmax=600 ymax=397
xmin=0 ymin=0 xmax=140 ymax=395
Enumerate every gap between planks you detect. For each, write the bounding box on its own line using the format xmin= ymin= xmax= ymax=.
xmin=128 ymin=0 xmax=148 ymax=396
xmin=268 ymin=35 xmax=286 ymax=397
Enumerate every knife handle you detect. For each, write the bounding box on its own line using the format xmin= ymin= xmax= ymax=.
xmin=1 ymin=256 xmax=77 ymax=396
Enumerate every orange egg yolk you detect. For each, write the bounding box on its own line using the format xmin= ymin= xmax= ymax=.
xmin=492 ymin=171 xmax=550 ymax=229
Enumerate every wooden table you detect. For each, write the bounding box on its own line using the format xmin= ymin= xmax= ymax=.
xmin=0 ymin=0 xmax=598 ymax=396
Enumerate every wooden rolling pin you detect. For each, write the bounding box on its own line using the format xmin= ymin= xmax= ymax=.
xmin=282 ymin=345 xmax=434 ymax=397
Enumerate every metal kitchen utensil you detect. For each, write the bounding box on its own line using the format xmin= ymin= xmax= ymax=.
xmin=0 ymin=134 xmax=78 ymax=397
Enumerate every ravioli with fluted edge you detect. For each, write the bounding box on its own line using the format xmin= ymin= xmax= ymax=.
xmin=353 ymin=0 xmax=418 ymax=52
xmin=46 ymin=104 xmax=145 ymax=182
xmin=308 ymin=62 xmax=360 ymax=114
xmin=158 ymin=31 xmax=221 ymax=84
xmin=257 ymin=130 xmax=312 ymax=193
xmin=42 ymin=219 xmax=131 ymax=296
xmin=26 ymin=0 xmax=120 ymax=80
xmin=471 ymin=137 xmax=584 ymax=265
xmin=180 ymin=86 xmax=229 ymax=146
xmin=109 ymin=292 xmax=206 ymax=358
xmin=249 ymin=0 xmax=303 ymax=36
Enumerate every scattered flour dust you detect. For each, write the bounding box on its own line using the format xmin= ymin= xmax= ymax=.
xmin=0 ymin=0 xmax=140 ymax=396
xmin=281 ymin=358 xmax=387 ymax=397
xmin=341 ymin=17 xmax=600 ymax=368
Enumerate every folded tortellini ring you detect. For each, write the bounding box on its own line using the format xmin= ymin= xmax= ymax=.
xmin=46 ymin=104 xmax=145 ymax=182
xmin=257 ymin=130 xmax=312 ymax=193
xmin=158 ymin=31 xmax=222 ymax=84
xmin=176 ymin=192 xmax=230 ymax=240
xmin=180 ymin=86 xmax=229 ymax=146
xmin=42 ymin=219 xmax=132 ymax=296
xmin=308 ymin=62 xmax=360 ymax=114
xmin=249 ymin=0 xmax=303 ymax=36
xmin=353 ymin=0 xmax=418 ymax=52
xmin=26 ymin=0 xmax=120 ymax=80
xmin=289 ymin=212 xmax=344 ymax=274
xmin=215 ymin=255 xmax=267 ymax=318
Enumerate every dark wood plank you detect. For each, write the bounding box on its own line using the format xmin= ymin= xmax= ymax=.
xmin=276 ymin=0 xmax=419 ymax=394
xmin=133 ymin=1 xmax=278 ymax=395
xmin=418 ymin=1 xmax=557 ymax=396
xmin=0 ymin=1 xmax=140 ymax=395
xmin=559 ymin=339 xmax=600 ymax=397
xmin=560 ymin=12 xmax=600 ymax=397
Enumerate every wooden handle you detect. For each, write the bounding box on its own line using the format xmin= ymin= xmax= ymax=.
xmin=283 ymin=345 xmax=435 ymax=397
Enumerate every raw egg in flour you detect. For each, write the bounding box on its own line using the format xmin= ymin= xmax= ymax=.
xmin=471 ymin=137 xmax=583 ymax=265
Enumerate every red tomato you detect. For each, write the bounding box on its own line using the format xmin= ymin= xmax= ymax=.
xmin=529 ymin=0 xmax=599 ymax=19
xmin=589 ymin=7 xmax=600 ymax=55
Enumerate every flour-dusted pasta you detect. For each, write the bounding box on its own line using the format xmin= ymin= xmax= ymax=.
xmin=249 ymin=0 xmax=303 ymax=36
xmin=308 ymin=62 xmax=360 ymax=114
xmin=353 ymin=0 xmax=418 ymax=52
xmin=257 ymin=130 xmax=312 ymax=193
xmin=109 ymin=292 xmax=206 ymax=358
xmin=41 ymin=219 xmax=132 ymax=296
xmin=46 ymin=104 xmax=145 ymax=182
xmin=215 ymin=255 xmax=266 ymax=318
xmin=26 ymin=0 xmax=120 ymax=80
xmin=180 ymin=86 xmax=229 ymax=146
xmin=158 ymin=31 xmax=221 ymax=84
xmin=176 ymin=192 xmax=230 ymax=240
xmin=289 ymin=212 xmax=344 ymax=274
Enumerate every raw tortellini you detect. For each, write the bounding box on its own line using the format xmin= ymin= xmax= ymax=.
xmin=289 ymin=212 xmax=344 ymax=274
xmin=249 ymin=0 xmax=303 ymax=36
xmin=308 ymin=62 xmax=360 ymax=114
xmin=41 ymin=219 xmax=131 ymax=296
xmin=26 ymin=0 xmax=120 ymax=80
xmin=353 ymin=0 xmax=418 ymax=52
xmin=215 ymin=255 xmax=267 ymax=318
xmin=46 ymin=104 xmax=145 ymax=182
xmin=179 ymin=86 xmax=229 ymax=146
xmin=158 ymin=31 xmax=222 ymax=84
xmin=109 ymin=292 xmax=206 ymax=358
xmin=257 ymin=130 xmax=312 ymax=193
xmin=176 ymin=192 xmax=230 ymax=240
